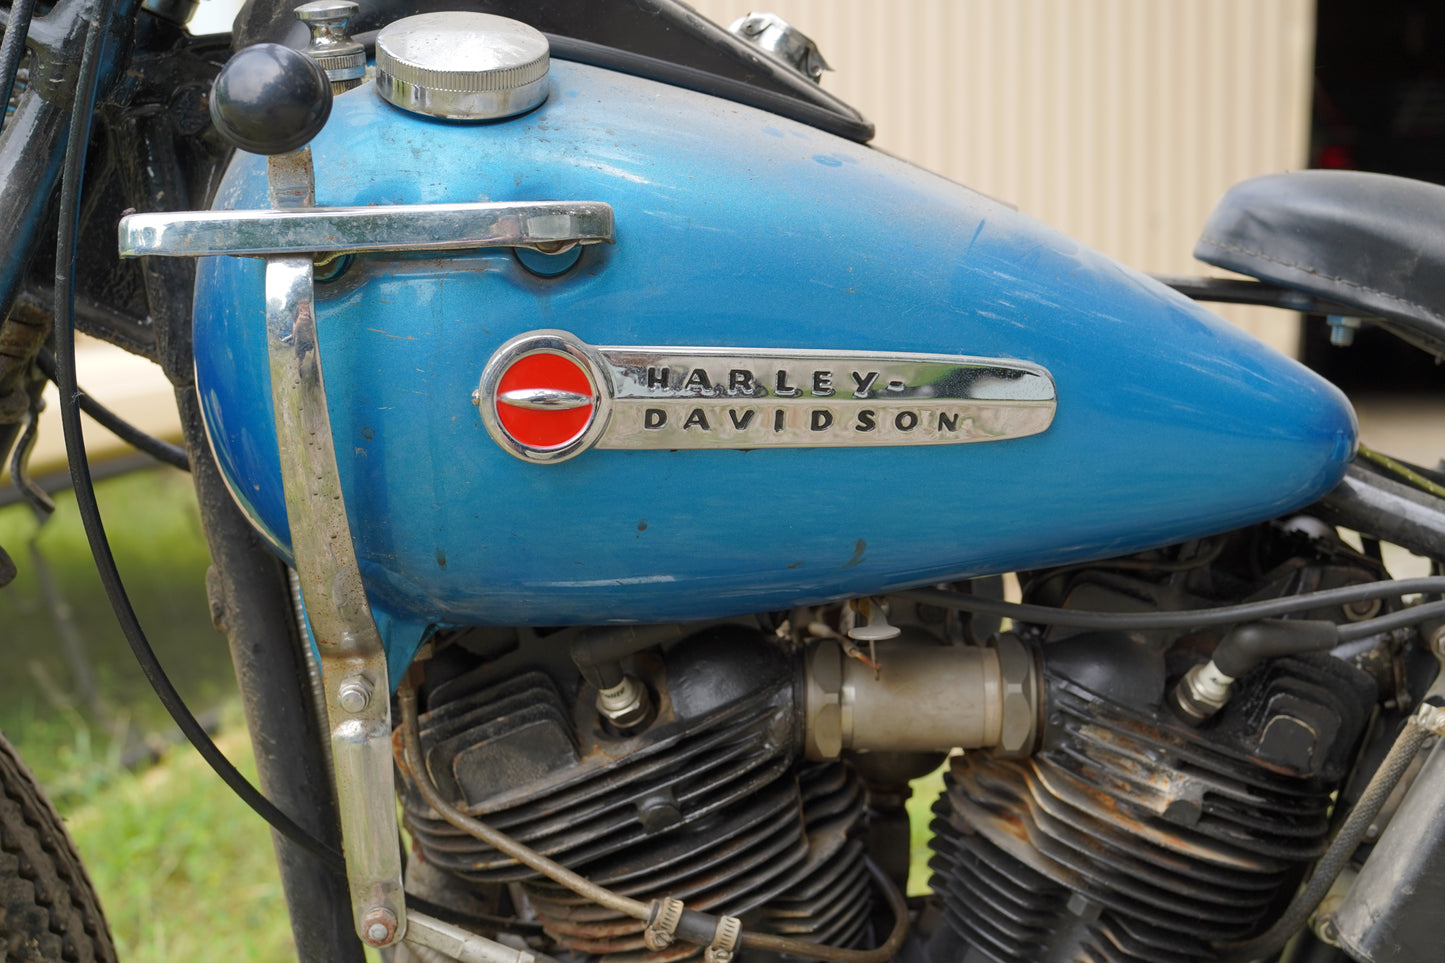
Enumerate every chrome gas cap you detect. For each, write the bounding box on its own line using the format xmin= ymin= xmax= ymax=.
xmin=374 ymin=11 xmax=549 ymax=121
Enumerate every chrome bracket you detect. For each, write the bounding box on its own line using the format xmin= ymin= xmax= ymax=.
xmin=261 ymin=145 xmax=406 ymax=948
xmin=406 ymin=913 xmax=536 ymax=963
xmin=117 ymin=145 xmax=614 ymax=955
xmin=266 ymin=252 xmax=406 ymax=946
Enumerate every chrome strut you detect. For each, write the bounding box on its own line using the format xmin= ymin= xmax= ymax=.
xmin=116 ymin=39 xmax=612 ymax=960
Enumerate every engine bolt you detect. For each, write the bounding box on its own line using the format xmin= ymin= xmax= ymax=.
xmin=361 ymin=906 xmax=398 ymax=946
xmin=1342 ymin=598 xmax=1382 ymax=621
xmin=337 ymin=677 xmax=373 ymax=713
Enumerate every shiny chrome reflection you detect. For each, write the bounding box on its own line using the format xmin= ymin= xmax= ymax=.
xmin=119 ymin=200 xmax=615 ymax=257
xmin=477 ymin=330 xmax=1057 ymax=463
xmin=498 ymin=387 xmax=594 ymax=410
xmin=265 ymin=255 xmax=406 ymax=940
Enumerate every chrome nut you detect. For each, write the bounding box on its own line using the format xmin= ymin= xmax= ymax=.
xmin=1415 ymin=700 xmax=1445 ymax=736
xmin=337 ymin=676 xmax=373 ymax=713
xmin=993 ymin=633 xmax=1038 ymax=756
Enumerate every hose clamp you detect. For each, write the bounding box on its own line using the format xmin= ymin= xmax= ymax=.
xmin=1414 ymin=701 xmax=1445 ymax=736
xmin=643 ymin=898 xmax=685 ymax=951
xmin=704 ymin=915 xmax=742 ymax=963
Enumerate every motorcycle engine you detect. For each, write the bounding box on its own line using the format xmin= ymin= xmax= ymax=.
xmin=400 ymin=626 xmax=880 ymax=960
xmin=396 ymin=520 xmax=1401 ymax=963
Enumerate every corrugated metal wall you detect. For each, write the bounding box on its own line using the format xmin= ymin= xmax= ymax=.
xmin=688 ymin=0 xmax=1317 ymax=353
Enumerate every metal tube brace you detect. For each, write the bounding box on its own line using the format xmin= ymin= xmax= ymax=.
xmin=262 ymin=146 xmax=407 ymax=948
xmin=117 ymin=61 xmax=609 ymax=956
xmin=263 ymin=144 xmax=552 ymax=961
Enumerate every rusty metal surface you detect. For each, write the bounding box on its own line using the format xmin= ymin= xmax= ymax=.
xmin=926 ymin=672 xmax=1355 ymax=962
xmin=398 ymin=631 xmax=877 ymax=960
xmin=401 ymin=639 xmax=800 ymax=881
xmin=518 ymin=762 xmax=870 ymax=959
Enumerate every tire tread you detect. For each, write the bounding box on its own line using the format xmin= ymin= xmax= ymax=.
xmin=0 ymin=734 xmax=116 ymax=963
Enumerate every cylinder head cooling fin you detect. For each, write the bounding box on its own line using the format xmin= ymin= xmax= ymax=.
xmin=923 ymin=655 xmax=1374 ymax=963
xmin=400 ymin=628 xmax=875 ymax=959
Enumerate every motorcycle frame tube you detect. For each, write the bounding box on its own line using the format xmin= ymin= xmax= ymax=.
xmin=0 ymin=0 xmax=146 ymax=325
xmin=1333 ymin=716 xmax=1445 ymax=960
xmin=1 ymin=53 xmax=362 ymax=952
xmin=1319 ymin=464 xmax=1445 ymax=562
xmin=0 ymin=90 xmax=69 ymax=328
xmin=178 ymin=389 xmax=364 ymax=963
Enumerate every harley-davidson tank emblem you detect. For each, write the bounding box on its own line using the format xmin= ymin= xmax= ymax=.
xmin=475 ymin=330 xmax=1056 ymax=463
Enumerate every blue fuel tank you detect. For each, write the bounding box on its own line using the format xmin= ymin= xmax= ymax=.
xmin=192 ymin=59 xmax=1355 ymax=669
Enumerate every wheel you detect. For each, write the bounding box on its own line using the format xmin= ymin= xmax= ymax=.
xmin=0 ymin=733 xmax=116 ymax=962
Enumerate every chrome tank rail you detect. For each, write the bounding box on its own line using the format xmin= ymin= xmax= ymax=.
xmin=119 ymin=200 xmax=615 ymax=257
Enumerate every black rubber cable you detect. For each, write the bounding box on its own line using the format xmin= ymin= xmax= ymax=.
xmin=0 ymin=0 xmax=37 ymax=137
xmin=35 ymin=349 xmax=190 ymax=471
xmin=898 ymin=577 xmax=1445 ymax=631
xmin=50 ymin=0 xmax=344 ymax=876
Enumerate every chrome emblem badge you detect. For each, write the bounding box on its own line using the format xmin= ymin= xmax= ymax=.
xmin=477 ymin=330 xmax=1056 ymax=463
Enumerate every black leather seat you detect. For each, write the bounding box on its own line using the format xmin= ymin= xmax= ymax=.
xmin=1195 ymin=170 xmax=1445 ymax=347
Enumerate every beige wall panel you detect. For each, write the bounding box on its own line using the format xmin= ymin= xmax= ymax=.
xmin=687 ymin=0 xmax=1316 ymax=354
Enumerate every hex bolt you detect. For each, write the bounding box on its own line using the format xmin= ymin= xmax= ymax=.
xmin=361 ymin=906 xmax=398 ymax=946
xmin=1327 ymin=315 xmax=1361 ymax=347
xmin=337 ymin=676 xmax=373 ymax=713
xmin=1343 ymin=597 xmax=1382 ymax=621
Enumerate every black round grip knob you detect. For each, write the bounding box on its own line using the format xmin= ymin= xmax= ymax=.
xmin=210 ymin=43 xmax=334 ymax=155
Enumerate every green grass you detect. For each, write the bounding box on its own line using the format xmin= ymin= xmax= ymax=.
xmin=0 ymin=466 xmax=305 ymax=957
xmin=62 ymin=724 xmax=298 ymax=962
xmin=0 ymin=466 xmax=223 ymax=793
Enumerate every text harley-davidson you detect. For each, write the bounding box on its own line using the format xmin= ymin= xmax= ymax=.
xmin=3 ymin=2 xmax=1445 ymax=963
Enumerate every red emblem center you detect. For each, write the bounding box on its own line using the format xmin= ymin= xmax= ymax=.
xmin=495 ymin=351 xmax=596 ymax=450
